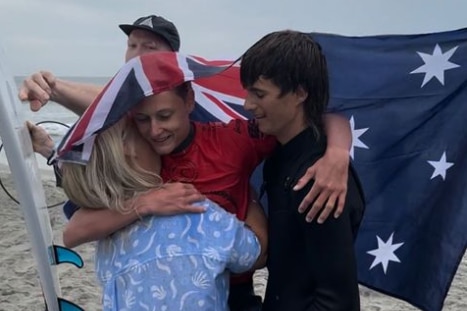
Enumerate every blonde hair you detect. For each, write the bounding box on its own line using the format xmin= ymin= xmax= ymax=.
xmin=61 ymin=117 xmax=163 ymax=214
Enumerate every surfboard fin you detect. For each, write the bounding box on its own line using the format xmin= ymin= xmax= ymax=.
xmin=45 ymin=298 xmax=85 ymax=311
xmin=51 ymin=245 xmax=84 ymax=268
xmin=58 ymin=298 xmax=85 ymax=311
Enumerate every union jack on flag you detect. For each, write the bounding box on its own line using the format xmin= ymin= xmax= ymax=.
xmin=191 ymin=58 xmax=250 ymax=123
xmin=56 ymin=52 xmax=245 ymax=164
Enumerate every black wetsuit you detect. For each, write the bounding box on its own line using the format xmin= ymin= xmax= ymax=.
xmin=262 ymin=127 xmax=365 ymax=311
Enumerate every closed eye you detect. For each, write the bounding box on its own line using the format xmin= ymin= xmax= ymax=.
xmin=133 ymin=115 xmax=150 ymax=123
xmin=255 ymin=91 xmax=265 ymax=99
xmin=248 ymin=90 xmax=265 ymax=99
xmin=143 ymin=43 xmax=158 ymax=50
xmin=156 ymin=114 xmax=172 ymax=121
xmin=247 ymin=87 xmax=266 ymax=99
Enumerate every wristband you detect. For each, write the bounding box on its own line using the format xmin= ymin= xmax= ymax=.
xmin=46 ymin=149 xmax=56 ymax=166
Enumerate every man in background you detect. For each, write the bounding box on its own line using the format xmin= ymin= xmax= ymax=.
xmin=19 ymin=15 xmax=179 ymax=115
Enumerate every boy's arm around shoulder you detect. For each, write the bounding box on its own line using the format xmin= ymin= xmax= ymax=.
xmin=294 ymin=113 xmax=351 ymax=223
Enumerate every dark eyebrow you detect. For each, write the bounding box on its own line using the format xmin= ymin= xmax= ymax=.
xmin=155 ymin=109 xmax=173 ymax=114
xmin=133 ymin=113 xmax=149 ymax=117
xmin=248 ymin=86 xmax=265 ymax=93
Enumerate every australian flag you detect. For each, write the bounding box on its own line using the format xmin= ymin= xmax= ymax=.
xmin=56 ymin=28 xmax=466 ymax=311
xmin=313 ymin=28 xmax=467 ymax=311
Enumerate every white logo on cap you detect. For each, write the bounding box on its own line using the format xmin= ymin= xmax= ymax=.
xmin=138 ymin=17 xmax=153 ymax=28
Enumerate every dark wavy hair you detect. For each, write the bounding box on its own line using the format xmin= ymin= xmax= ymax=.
xmin=240 ymin=30 xmax=329 ymax=137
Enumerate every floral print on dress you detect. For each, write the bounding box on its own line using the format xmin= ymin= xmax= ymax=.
xmin=95 ymin=199 xmax=260 ymax=311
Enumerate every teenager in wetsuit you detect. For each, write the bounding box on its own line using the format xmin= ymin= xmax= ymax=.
xmin=241 ymin=30 xmax=365 ymax=311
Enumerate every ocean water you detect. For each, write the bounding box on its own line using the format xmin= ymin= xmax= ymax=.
xmin=0 ymin=76 xmax=110 ymax=169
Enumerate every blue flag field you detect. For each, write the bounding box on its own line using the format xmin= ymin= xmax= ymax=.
xmin=313 ymin=28 xmax=467 ymax=311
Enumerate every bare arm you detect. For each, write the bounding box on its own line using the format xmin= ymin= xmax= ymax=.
xmin=62 ymin=207 xmax=139 ymax=248
xmin=62 ymin=183 xmax=206 ymax=248
xmin=294 ymin=113 xmax=351 ymax=223
xmin=323 ymin=113 xmax=352 ymax=152
xmin=51 ymin=79 xmax=103 ymax=115
xmin=18 ymin=71 xmax=103 ymax=115
xmin=244 ymin=200 xmax=268 ymax=269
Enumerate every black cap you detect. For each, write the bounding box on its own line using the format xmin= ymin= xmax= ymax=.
xmin=119 ymin=15 xmax=180 ymax=51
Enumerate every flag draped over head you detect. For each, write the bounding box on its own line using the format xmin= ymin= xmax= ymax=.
xmin=312 ymin=28 xmax=467 ymax=311
xmin=55 ymin=52 xmax=242 ymax=163
xmin=54 ymin=28 xmax=467 ymax=311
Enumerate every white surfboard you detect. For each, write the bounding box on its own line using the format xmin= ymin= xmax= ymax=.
xmin=0 ymin=44 xmax=83 ymax=311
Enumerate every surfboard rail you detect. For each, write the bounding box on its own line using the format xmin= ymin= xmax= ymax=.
xmin=0 ymin=44 xmax=84 ymax=311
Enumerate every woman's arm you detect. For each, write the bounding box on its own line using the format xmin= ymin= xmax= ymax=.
xmin=62 ymin=183 xmax=206 ymax=248
xmin=63 ymin=207 xmax=139 ymax=248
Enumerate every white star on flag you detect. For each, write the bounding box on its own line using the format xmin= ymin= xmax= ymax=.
xmin=410 ymin=44 xmax=460 ymax=87
xmin=350 ymin=116 xmax=369 ymax=159
xmin=427 ymin=151 xmax=454 ymax=180
xmin=367 ymin=232 xmax=404 ymax=274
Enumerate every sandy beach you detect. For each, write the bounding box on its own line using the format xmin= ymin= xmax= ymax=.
xmin=0 ymin=165 xmax=465 ymax=311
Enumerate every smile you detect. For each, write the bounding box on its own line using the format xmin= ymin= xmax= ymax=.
xmin=153 ymin=135 xmax=171 ymax=143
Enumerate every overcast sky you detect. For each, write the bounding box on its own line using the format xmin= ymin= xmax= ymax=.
xmin=0 ymin=0 xmax=466 ymax=76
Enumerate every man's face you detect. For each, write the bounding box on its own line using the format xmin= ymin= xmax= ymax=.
xmin=244 ymin=77 xmax=306 ymax=144
xmin=132 ymin=88 xmax=194 ymax=155
xmin=125 ymin=29 xmax=172 ymax=62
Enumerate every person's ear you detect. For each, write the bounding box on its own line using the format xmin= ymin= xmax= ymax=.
xmin=295 ymin=86 xmax=308 ymax=105
xmin=122 ymin=128 xmax=135 ymax=157
xmin=186 ymin=85 xmax=195 ymax=112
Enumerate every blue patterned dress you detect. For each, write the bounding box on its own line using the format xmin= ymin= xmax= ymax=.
xmin=95 ymin=199 xmax=261 ymax=311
